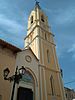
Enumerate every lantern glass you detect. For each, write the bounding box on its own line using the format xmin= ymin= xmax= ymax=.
xmin=19 ymin=66 xmax=26 ymax=75
xmin=3 ymin=68 xmax=10 ymax=78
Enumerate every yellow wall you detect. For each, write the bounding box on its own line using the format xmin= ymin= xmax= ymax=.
xmin=0 ymin=47 xmax=16 ymax=100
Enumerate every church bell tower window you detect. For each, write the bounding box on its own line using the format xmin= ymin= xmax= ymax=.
xmin=45 ymin=33 xmax=47 ymax=40
xmin=31 ymin=16 xmax=33 ymax=24
xmin=41 ymin=15 xmax=44 ymax=22
xmin=50 ymin=75 xmax=55 ymax=96
xmin=47 ymin=49 xmax=50 ymax=63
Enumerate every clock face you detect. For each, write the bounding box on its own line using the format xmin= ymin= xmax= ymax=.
xmin=25 ymin=55 xmax=32 ymax=62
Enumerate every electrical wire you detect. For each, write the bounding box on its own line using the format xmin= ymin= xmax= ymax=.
xmin=64 ymin=80 xmax=75 ymax=85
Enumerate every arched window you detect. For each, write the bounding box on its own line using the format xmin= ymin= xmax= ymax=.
xmin=31 ymin=33 xmax=33 ymax=41
xmin=31 ymin=16 xmax=33 ymax=24
xmin=41 ymin=15 xmax=44 ymax=22
xmin=50 ymin=75 xmax=55 ymax=96
xmin=45 ymin=33 xmax=47 ymax=40
xmin=47 ymin=50 xmax=50 ymax=63
xmin=21 ymin=70 xmax=34 ymax=83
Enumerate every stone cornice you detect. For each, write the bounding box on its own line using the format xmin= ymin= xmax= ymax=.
xmin=24 ymin=24 xmax=54 ymax=40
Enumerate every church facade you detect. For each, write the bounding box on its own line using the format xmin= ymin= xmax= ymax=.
xmin=0 ymin=2 xmax=66 ymax=100
xmin=14 ymin=2 xmax=66 ymax=100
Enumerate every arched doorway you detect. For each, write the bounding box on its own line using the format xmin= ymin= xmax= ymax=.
xmin=17 ymin=69 xmax=36 ymax=100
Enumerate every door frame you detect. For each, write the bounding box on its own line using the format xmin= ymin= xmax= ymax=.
xmin=17 ymin=86 xmax=33 ymax=100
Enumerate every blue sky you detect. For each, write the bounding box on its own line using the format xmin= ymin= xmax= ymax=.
xmin=0 ymin=0 xmax=75 ymax=89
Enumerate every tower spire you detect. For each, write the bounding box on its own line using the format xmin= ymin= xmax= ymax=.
xmin=35 ymin=0 xmax=41 ymax=9
xmin=35 ymin=0 xmax=39 ymax=5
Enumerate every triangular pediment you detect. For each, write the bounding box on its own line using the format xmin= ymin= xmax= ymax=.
xmin=23 ymin=47 xmax=39 ymax=62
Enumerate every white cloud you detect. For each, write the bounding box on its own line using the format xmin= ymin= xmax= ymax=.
xmin=67 ymin=44 xmax=75 ymax=59
xmin=68 ymin=44 xmax=75 ymax=53
xmin=0 ymin=14 xmax=26 ymax=39
xmin=54 ymin=7 xmax=75 ymax=25
xmin=0 ymin=14 xmax=24 ymax=31
xmin=44 ymin=6 xmax=75 ymax=25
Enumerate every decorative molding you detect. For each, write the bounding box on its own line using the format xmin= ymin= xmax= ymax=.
xmin=38 ymin=64 xmax=60 ymax=73
xmin=25 ymin=35 xmax=56 ymax=50
xmin=24 ymin=24 xmax=54 ymax=40
xmin=48 ymin=93 xmax=61 ymax=97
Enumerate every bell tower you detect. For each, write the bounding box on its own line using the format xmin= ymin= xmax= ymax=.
xmin=24 ymin=2 xmax=66 ymax=100
xmin=24 ymin=1 xmax=50 ymax=60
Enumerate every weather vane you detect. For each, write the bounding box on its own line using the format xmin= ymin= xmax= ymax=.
xmin=35 ymin=0 xmax=39 ymax=5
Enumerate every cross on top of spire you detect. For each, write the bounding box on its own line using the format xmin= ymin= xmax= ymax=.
xmin=35 ymin=0 xmax=41 ymax=9
xmin=35 ymin=0 xmax=39 ymax=5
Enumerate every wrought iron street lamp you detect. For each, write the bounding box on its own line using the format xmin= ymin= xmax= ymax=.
xmin=3 ymin=66 xmax=26 ymax=100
